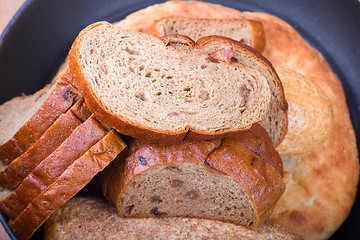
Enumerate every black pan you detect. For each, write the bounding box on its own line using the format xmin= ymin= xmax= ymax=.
xmin=0 ymin=0 xmax=359 ymax=239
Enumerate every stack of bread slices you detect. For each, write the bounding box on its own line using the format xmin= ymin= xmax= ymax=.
xmin=0 ymin=14 xmax=307 ymax=240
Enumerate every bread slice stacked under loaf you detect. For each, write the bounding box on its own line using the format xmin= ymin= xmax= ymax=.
xmin=44 ymin=197 xmax=303 ymax=240
xmin=150 ymin=16 xmax=266 ymax=53
xmin=69 ymin=21 xmax=284 ymax=143
xmin=102 ymin=123 xmax=285 ymax=228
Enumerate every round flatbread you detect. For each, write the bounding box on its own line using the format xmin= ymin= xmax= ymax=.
xmin=121 ymin=1 xmax=359 ymax=240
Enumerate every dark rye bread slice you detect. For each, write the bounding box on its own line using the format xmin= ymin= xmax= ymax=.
xmin=10 ymin=131 xmax=126 ymax=240
xmin=150 ymin=16 xmax=266 ymax=53
xmin=0 ymin=75 xmax=79 ymax=164
xmin=0 ymin=98 xmax=92 ymax=189
xmin=102 ymin=124 xmax=285 ymax=228
xmin=0 ymin=115 xmax=108 ymax=220
xmin=44 ymin=197 xmax=303 ymax=240
xmin=69 ymin=21 xmax=271 ymax=143
xmin=160 ymin=35 xmax=288 ymax=146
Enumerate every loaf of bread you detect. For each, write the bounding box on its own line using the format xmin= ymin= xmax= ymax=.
xmin=10 ymin=130 xmax=126 ymax=240
xmin=44 ymin=197 xmax=303 ymax=240
xmin=274 ymin=66 xmax=334 ymax=155
xmin=121 ymin=1 xmax=359 ymax=239
xmin=0 ymin=115 xmax=109 ymax=220
xmin=0 ymin=98 xmax=92 ymax=189
xmin=68 ymin=21 xmax=287 ymax=143
xmin=102 ymin=123 xmax=284 ymax=228
xmin=150 ymin=16 xmax=266 ymax=53
xmin=0 ymin=75 xmax=78 ymax=164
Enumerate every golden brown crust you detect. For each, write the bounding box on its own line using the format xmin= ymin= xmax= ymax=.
xmin=0 ymin=116 xmax=108 ymax=220
xmin=10 ymin=130 xmax=126 ymax=240
xmin=102 ymin=124 xmax=284 ymax=228
xmin=0 ymin=98 xmax=92 ymax=189
xmin=274 ymin=66 xmax=334 ymax=156
xmin=0 ymin=76 xmax=79 ymax=164
xmin=121 ymin=1 xmax=359 ymax=239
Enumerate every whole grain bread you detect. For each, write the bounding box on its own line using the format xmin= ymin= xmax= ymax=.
xmin=0 ymin=76 xmax=79 ymax=164
xmin=44 ymin=197 xmax=303 ymax=240
xmin=121 ymin=2 xmax=359 ymax=238
xmin=0 ymin=115 xmax=108 ymax=220
xmin=69 ymin=21 xmax=275 ymax=143
xmin=102 ymin=124 xmax=285 ymax=228
xmin=0 ymin=98 xmax=92 ymax=189
xmin=10 ymin=130 xmax=126 ymax=240
xmin=274 ymin=66 xmax=334 ymax=156
xmin=150 ymin=16 xmax=266 ymax=53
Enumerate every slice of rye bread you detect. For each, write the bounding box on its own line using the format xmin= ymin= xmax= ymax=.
xmin=9 ymin=131 xmax=126 ymax=240
xmin=0 ymin=115 xmax=109 ymax=220
xmin=0 ymin=98 xmax=92 ymax=189
xmin=43 ymin=197 xmax=303 ymax=240
xmin=69 ymin=21 xmax=273 ymax=143
xmin=0 ymin=75 xmax=79 ymax=164
xmin=102 ymin=123 xmax=285 ymax=228
xmin=150 ymin=16 xmax=266 ymax=53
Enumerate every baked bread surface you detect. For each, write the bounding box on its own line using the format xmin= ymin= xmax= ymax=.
xmin=121 ymin=1 xmax=359 ymax=239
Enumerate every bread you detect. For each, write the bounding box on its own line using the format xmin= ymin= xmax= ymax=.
xmin=68 ymin=21 xmax=278 ymax=143
xmin=44 ymin=197 xmax=303 ymax=240
xmin=10 ymin=130 xmax=126 ymax=240
xmin=0 ymin=98 xmax=92 ymax=189
xmin=274 ymin=66 xmax=334 ymax=155
xmin=0 ymin=75 xmax=79 ymax=164
xmin=0 ymin=115 xmax=108 ymax=220
xmin=102 ymin=123 xmax=284 ymax=228
xmin=120 ymin=1 xmax=359 ymax=239
xmin=150 ymin=16 xmax=266 ymax=53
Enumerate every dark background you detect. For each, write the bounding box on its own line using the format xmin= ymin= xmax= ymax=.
xmin=0 ymin=0 xmax=359 ymax=239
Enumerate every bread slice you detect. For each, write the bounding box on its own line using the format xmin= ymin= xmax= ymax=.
xmin=10 ymin=131 xmax=126 ymax=240
xmin=0 ymin=75 xmax=79 ymax=164
xmin=0 ymin=115 xmax=109 ymax=220
xmin=194 ymin=35 xmax=288 ymax=146
xmin=150 ymin=16 xmax=266 ymax=53
xmin=274 ymin=66 xmax=334 ymax=156
xmin=44 ymin=197 xmax=303 ymax=240
xmin=102 ymin=124 xmax=285 ymax=228
xmin=69 ymin=21 xmax=272 ymax=143
xmin=0 ymin=98 xmax=92 ymax=189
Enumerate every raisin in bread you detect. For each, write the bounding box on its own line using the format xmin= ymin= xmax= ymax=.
xmin=150 ymin=16 xmax=266 ymax=53
xmin=10 ymin=130 xmax=126 ymax=240
xmin=274 ymin=66 xmax=334 ymax=156
xmin=0 ymin=75 xmax=78 ymax=164
xmin=69 ymin=21 xmax=275 ymax=143
xmin=0 ymin=116 xmax=109 ymax=220
xmin=0 ymin=98 xmax=92 ymax=189
xmin=102 ymin=124 xmax=285 ymax=228
xmin=44 ymin=197 xmax=303 ymax=240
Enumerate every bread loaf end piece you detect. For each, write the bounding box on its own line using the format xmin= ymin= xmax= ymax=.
xmin=69 ymin=21 xmax=271 ymax=143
